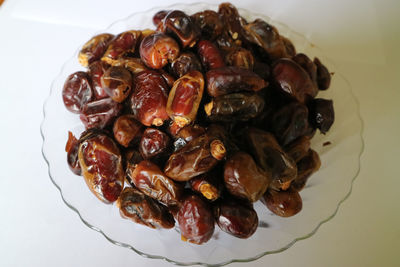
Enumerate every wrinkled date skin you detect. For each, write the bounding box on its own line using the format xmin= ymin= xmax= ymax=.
xmin=78 ymin=132 xmax=124 ymax=203
xmin=130 ymin=70 xmax=169 ymax=126
xmin=272 ymin=58 xmax=318 ymax=103
xmin=164 ymin=126 xmax=226 ymax=181
xmin=127 ymin=160 xmax=182 ymax=206
xmin=225 ymin=47 xmax=255 ymax=70
xmin=205 ymin=92 xmax=265 ymax=122
xmin=206 ymin=66 xmax=268 ymax=97
xmin=117 ymin=187 xmax=175 ymax=229
xmin=178 ymin=194 xmax=215 ymax=244
xmin=113 ymin=115 xmax=143 ymax=147
xmin=314 ymin=57 xmax=331 ymax=90
xmin=110 ymin=57 xmax=148 ymax=74
xmin=62 ymin=71 xmax=93 ymax=113
xmin=293 ymin=53 xmax=318 ymax=88
xmin=173 ymin=124 xmax=206 ymax=151
xmin=271 ymin=101 xmax=310 ymax=146
xmin=197 ymin=40 xmax=226 ymax=71
xmin=139 ymin=128 xmax=170 ymax=159
xmin=89 ymin=61 xmax=110 ymax=100
xmin=224 ymin=151 xmax=270 ymax=202
xmin=261 ymin=188 xmax=302 ymax=217
xmin=101 ymin=66 xmax=132 ymax=103
xmin=189 ymin=168 xmax=223 ymax=201
xmin=191 ymin=10 xmax=223 ymax=40
xmin=308 ymin=98 xmax=334 ymax=134
xmin=78 ymin=33 xmax=114 ymax=67
xmin=170 ymin=52 xmax=203 ymax=78
xmin=158 ymin=10 xmax=200 ymax=48
xmin=218 ymin=3 xmax=246 ymax=42
xmin=245 ymin=128 xmax=297 ymax=191
xmin=167 ymin=70 xmax=204 ymax=127
xmin=284 ymin=136 xmax=311 ymax=163
xmin=80 ymin=98 xmax=122 ymax=129
xmin=215 ymin=198 xmax=258 ymax=238
xmin=101 ymin=30 xmax=141 ymax=65
xmin=292 ymin=149 xmax=321 ymax=191
xmin=152 ymin=10 xmax=170 ymax=26
xmin=243 ymin=19 xmax=287 ymax=60
xmin=139 ymin=33 xmax=180 ymax=69
xmin=65 ymin=131 xmax=81 ymax=175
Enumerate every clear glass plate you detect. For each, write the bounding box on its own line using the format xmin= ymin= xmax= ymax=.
xmin=41 ymin=3 xmax=364 ymax=266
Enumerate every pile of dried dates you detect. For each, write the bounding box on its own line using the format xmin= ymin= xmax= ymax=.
xmin=63 ymin=2 xmax=334 ymax=244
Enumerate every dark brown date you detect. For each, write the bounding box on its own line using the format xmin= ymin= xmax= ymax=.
xmin=113 ymin=115 xmax=143 ymax=147
xmin=158 ymin=10 xmax=200 ymax=48
xmin=272 ymin=58 xmax=318 ymax=103
xmin=284 ymin=136 xmax=311 ymax=163
xmin=206 ymin=66 xmax=268 ymax=97
xmin=293 ymin=53 xmax=318 ymax=88
xmin=166 ymin=70 xmax=204 ymax=127
xmin=178 ymin=194 xmax=214 ymax=244
xmin=204 ymin=92 xmax=265 ymax=122
xmin=173 ymin=124 xmax=206 ymax=151
xmin=270 ymin=101 xmax=310 ymax=146
xmin=243 ymin=19 xmax=287 ymax=60
xmin=170 ymin=52 xmax=202 ymax=78
xmin=253 ymin=61 xmax=270 ymax=81
xmin=164 ymin=126 xmax=226 ymax=181
xmin=197 ymin=40 xmax=225 ymax=71
xmin=80 ymin=98 xmax=122 ymax=129
xmin=110 ymin=57 xmax=148 ymax=74
xmin=159 ymin=69 xmax=176 ymax=88
xmin=65 ymin=131 xmax=81 ymax=175
xmin=224 ymin=151 xmax=270 ymax=202
xmin=78 ymin=132 xmax=124 ymax=203
xmin=62 ymin=71 xmax=93 ymax=113
xmin=225 ymin=47 xmax=255 ymax=70
xmin=101 ymin=30 xmax=141 ymax=65
xmin=261 ymin=188 xmax=302 ymax=217
xmin=78 ymin=33 xmax=114 ymax=67
xmin=139 ymin=128 xmax=170 ymax=159
xmin=308 ymin=98 xmax=334 ymax=134
xmin=191 ymin=10 xmax=223 ymax=40
xmin=139 ymin=33 xmax=180 ymax=69
xmin=292 ymin=149 xmax=321 ymax=191
xmin=313 ymin=57 xmax=331 ymax=90
xmin=89 ymin=61 xmax=109 ymax=100
xmin=189 ymin=168 xmax=222 ymax=201
xmin=245 ymin=128 xmax=297 ymax=191
xmin=126 ymin=160 xmax=182 ymax=206
xmin=130 ymin=70 xmax=169 ymax=127
xmin=215 ymin=198 xmax=258 ymax=238
xmin=100 ymin=66 xmax=132 ymax=103
xmin=117 ymin=187 xmax=175 ymax=229
xmin=218 ymin=3 xmax=246 ymax=42
xmin=281 ymin=36 xmax=296 ymax=58
xmin=152 ymin=10 xmax=170 ymax=26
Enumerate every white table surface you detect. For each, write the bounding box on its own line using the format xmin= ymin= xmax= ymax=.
xmin=0 ymin=0 xmax=399 ymax=266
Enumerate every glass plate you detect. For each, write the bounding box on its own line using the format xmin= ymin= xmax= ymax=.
xmin=41 ymin=3 xmax=364 ymax=266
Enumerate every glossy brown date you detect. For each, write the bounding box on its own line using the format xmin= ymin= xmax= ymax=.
xmin=139 ymin=33 xmax=180 ymax=69
xmin=177 ymin=194 xmax=215 ymax=244
xmin=261 ymin=188 xmax=302 ymax=217
xmin=281 ymin=36 xmax=296 ymax=57
xmin=284 ymin=136 xmax=311 ymax=163
xmin=292 ymin=149 xmax=321 ymax=191
xmin=100 ymin=66 xmax=132 ymax=103
xmin=206 ymin=66 xmax=268 ymax=97
xmin=189 ymin=168 xmax=222 ymax=201
xmin=215 ymin=198 xmax=258 ymax=238
xmin=170 ymin=52 xmax=202 ymax=78
xmin=224 ymin=151 xmax=270 ymax=202
xmin=126 ymin=160 xmax=182 ymax=206
xmin=110 ymin=57 xmax=148 ymax=74
xmin=113 ymin=115 xmax=143 ymax=147
xmin=173 ymin=124 xmax=206 ymax=151
xmin=191 ymin=10 xmax=223 ymax=40
xmin=101 ymin=30 xmax=141 ymax=65
xmin=152 ymin=10 xmax=170 ymax=26
xmin=204 ymin=92 xmax=265 ymax=122
xmin=166 ymin=70 xmax=204 ymax=127
xmin=197 ymin=40 xmax=225 ymax=71
xmin=218 ymin=3 xmax=246 ymax=42
xmin=139 ymin=128 xmax=170 ymax=159
xmin=272 ymin=58 xmax=318 ymax=103
xmin=78 ymin=33 xmax=114 ymax=67
xmin=313 ymin=57 xmax=331 ymax=90
xmin=62 ymin=71 xmax=93 ymax=113
xmin=130 ymin=70 xmax=169 ymax=126
xmin=89 ymin=61 xmax=109 ymax=100
xmin=293 ymin=53 xmax=318 ymax=88
xmin=158 ymin=69 xmax=176 ymax=88
xmin=157 ymin=10 xmax=200 ymax=48
xmin=309 ymin=98 xmax=335 ymax=134
xmin=78 ymin=131 xmax=124 ymax=203
xmin=80 ymin=98 xmax=122 ymax=129
xmin=225 ymin=47 xmax=255 ymax=70
xmin=117 ymin=187 xmax=175 ymax=229
xmin=65 ymin=131 xmax=81 ymax=175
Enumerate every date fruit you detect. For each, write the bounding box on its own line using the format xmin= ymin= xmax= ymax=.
xmin=170 ymin=52 xmax=202 ymax=78
xmin=225 ymin=47 xmax=255 ymax=70
xmin=101 ymin=30 xmax=141 ymax=65
xmin=197 ymin=40 xmax=225 ymax=70
xmin=80 ymin=98 xmax=122 ymax=129
xmin=78 ymin=33 xmax=114 ymax=67
xmin=65 ymin=131 xmax=81 ymax=175
xmin=314 ymin=57 xmax=331 ymax=90
xmin=191 ymin=10 xmax=223 ymax=40
xmin=284 ymin=136 xmax=311 ymax=163
xmin=113 ymin=115 xmax=143 ymax=147
xmin=292 ymin=149 xmax=321 ymax=191
xmin=261 ymin=188 xmax=302 ymax=217
xmin=62 ymin=71 xmax=93 ymax=113
xmin=139 ymin=128 xmax=170 ymax=159
xmin=89 ymin=61 xmax=110 ymax=100
xmin=189 ymin=168 xmax=222 ymax=201
xmin=101 ymin=66 xmax=132 ymax=103
xmin=308 ymin=98 xmax=334 ymax=134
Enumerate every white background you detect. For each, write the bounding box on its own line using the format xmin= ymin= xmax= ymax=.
xmin=0 ymin=0 xmax=399 ymax=266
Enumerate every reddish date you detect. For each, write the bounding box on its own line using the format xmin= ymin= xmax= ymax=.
xmin=101 ymin=66 xmax=132 ymax=103
xmin=80 ymin=98 xmax=122 ymax=129
xmin=189 ymin=168 xmax=223 ymax=201
xmin=292 ymin=149 xmax=321 ymax=191
xmin=170 ymin=52 xmax=203 ymax=78
xmin=178 ymin=195 xmax=215 ymax=244
xmin=78 ymin=33 xmax=114 ymax=67
xmin=113 ymin=115 xmax=143 ymax=147
xmin=65 ymin=131 xmax=81 ymax=175
xmin=110 ymin=57 xmax=148 ymax=74
xmin=89 ymin=61 xmax=109 ymax=100
xmin=62 ymin=71 xmax=93 ymax=113
xmin=197 ymin=40 xmax=225 ymax=71
xmin=139 ymin=128 xmax=170 ymax=159
xmin=173 ymin=124 xmax=206 ymax=151
xmin=101 ymin=30 xmax=141 ymax=65
xmin=261 ymin=188 xmax=302 ymax=217
xmin=152 ymin=10 xmax=170 ymax=26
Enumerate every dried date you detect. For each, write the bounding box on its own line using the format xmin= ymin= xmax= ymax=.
xmin=62 ymin=71 xmax=93 ymax=113
xmin=101 ymin=30 xmax=141 ymax=65
xmin=78 ymin=33 xmax=114 ymax=67
xmin=261 ymin=188 xmax=302 ymax=217
xmin=197 ymin=40 xmax=225 ymax=70
xmin=101 ymin=66 xmax=132 ymax=103
xmin=139 ymin=128 xmax=170 ymax=159
xmin=80 ymin=98 xmax=122 ymax=129
xmin=113 ymin=115 xmax=143 ymax=147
